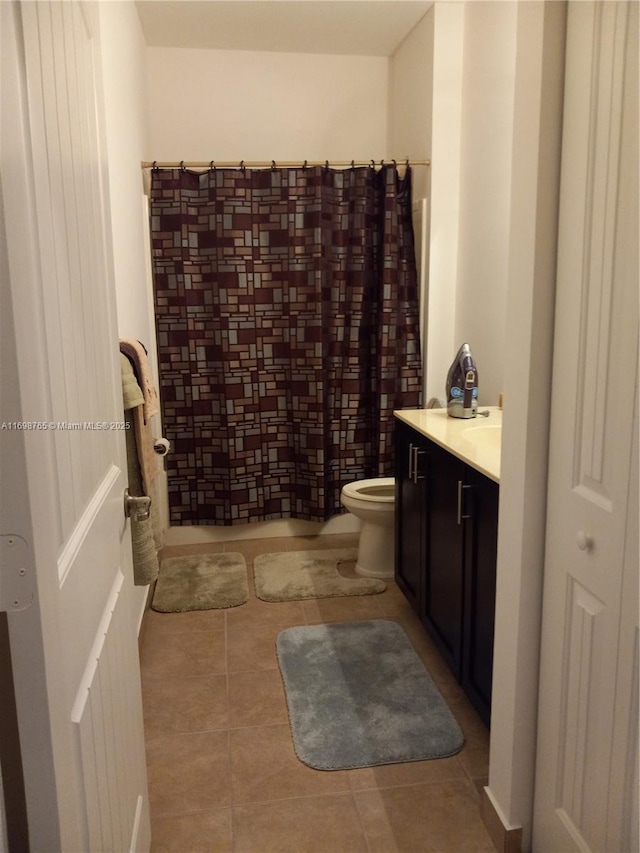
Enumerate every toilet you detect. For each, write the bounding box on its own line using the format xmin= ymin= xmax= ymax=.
xmin=340 ymin=477 xmax=396 ymax=578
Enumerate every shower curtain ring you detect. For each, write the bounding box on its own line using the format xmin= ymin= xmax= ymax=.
xmin=271 ymin=160 xmax=277 ymax=170
xmin=324 ymin=160 xmax=329 ymax=170
xmin=180 ymin=160 xmax=186 ymax=171
xmin=370 ymin=160 xmax=375 ymax=169
xmin=240 ymin=160 xmax=245 ymax=171
xmin=152 ymin=160 xmax=158 ymax=171
xmin=303 ymin=160 xmax=308 ymax=170
xmin=210 ymin=160 xmax=215 ymax=171
xmin=351 ymin=160 xmax=355 ymax=170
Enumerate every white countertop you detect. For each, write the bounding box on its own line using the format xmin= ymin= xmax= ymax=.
xmin=394 ymin=407 xmax=502 ymax=483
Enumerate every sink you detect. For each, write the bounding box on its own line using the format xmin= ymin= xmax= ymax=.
xmin=461 ymin=424 xmax=502 ymax=452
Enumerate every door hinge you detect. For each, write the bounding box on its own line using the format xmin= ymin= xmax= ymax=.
xmin=0 ymin=534 xmax=34 ymax=612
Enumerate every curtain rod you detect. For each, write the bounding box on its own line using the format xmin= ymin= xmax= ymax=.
xmin=141 ymin=159 xmax=430 ymax=170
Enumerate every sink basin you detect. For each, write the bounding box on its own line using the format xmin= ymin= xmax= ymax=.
xmin=461 ymin=424 xmax=502 ymax=452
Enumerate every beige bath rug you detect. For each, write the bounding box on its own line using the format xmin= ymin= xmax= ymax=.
xmin=253 ymin=549 xmax=386 ymax=602
xmin=152 ymin=553 xmax=248 ymax=612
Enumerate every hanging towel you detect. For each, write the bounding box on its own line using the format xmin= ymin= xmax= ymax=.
xmin=124 ymin=410 xmax=159 ymax=586
xmin=121 ymin=352 xmax=144 ymax=410
xmin=121 ymin=354 xmax=162 ymax=586
xmin=119 ymin=339 xmax=159 ymax=423
xmin=120 ymin=352 xmax=160 ymax=494
xmin=120 ymin=352 xmax=165 ymax=556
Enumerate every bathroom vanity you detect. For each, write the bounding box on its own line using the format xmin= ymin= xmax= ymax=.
xmin=393 ymin=408 xmax=501 ymax=727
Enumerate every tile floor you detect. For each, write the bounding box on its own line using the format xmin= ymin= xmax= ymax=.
xmin=139 ymin=533 xmax=496 ymax=853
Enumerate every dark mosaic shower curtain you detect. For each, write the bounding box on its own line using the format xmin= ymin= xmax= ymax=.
xmin=150 ymin=164 xmax=422 ymax=525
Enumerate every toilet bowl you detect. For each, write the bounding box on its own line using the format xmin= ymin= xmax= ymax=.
xmin=340 ymin=477 xmax=395 ymax=578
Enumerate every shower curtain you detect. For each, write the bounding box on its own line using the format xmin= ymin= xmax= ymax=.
xmin=150 ymin=164 xmax=422 ymax=524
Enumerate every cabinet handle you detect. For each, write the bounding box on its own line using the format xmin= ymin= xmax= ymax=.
xmin=407 ymin=442 xmax=426 ymax=484
xmin=412 ymin=446 xmax=426 ymax=483
xmin=457 ymin=481 xmax=472 ymax=524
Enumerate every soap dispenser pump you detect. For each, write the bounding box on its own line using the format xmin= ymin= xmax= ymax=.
xmin=446 ymin=343 xmax=478 ymax=418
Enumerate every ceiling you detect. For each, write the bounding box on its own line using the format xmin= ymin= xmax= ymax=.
xmin=135 ymin=1 xmax=433 ymax=57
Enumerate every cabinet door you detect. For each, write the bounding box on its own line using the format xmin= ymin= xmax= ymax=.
xmin=462 ymin=466 xmax=499 ymax=726
xmin=394 ymin=422 xmax=427 ymax=616
xmin=424 ymin=441 xmax=465 ymax=677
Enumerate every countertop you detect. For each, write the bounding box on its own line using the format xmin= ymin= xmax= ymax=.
xmin=394 ymin=406 xmax=502 ymax=483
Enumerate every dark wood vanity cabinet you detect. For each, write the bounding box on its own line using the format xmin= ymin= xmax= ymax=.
xmin=423 ymin=441 xmax=466 ymax=678
xmin=394 ymin=421 xmax=428 ymax=616
xmin=394 ymin=420 xmax=499 ymax=727
xmin=459 ymin=464 xmax=498 ymax=725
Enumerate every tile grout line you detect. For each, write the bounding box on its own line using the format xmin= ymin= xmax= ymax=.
xmin=223 ymin=603 xmax=236 ymax=850
xmin=349 ymin=781 xmax=374 ymax=853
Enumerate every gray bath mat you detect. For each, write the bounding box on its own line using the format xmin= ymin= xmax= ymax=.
xmin=253 ymin=549 xmax=386 ymax=601
xmin=152 ymin=553 xmax=248 ymax=612
xmin=276 ymin=619 xmax=464 ymax=770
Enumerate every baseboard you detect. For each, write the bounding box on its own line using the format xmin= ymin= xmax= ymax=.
xmin=481 ymin=787 xmax=523 ymax=853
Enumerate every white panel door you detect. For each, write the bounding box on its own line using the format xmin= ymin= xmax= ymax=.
xmin=533 ymin=3 xmax=638 ymax=851
xmin=1 ymin=2 xmax=150 ymax=850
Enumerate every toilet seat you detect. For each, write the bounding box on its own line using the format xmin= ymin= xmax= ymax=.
xmin=341 ymin=477 xmax=395 ymax=503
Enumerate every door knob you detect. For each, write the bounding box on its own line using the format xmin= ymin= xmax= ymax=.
xmin=576 ymin=530 xmax=593 ymax=551
xmin=124 ymin=488 xmax=151 ymax=521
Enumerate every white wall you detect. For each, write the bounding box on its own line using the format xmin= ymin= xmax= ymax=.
xmin=390 ymin=2 xmax=514 ymax=409
xmin=388 ymin=10 xmax=433 ymax=396
xmin=455 ymin=2 xmax=517 ymax=408
xmin=488 ymin=4 xmax=566 ymax=848
xmin=388 ymin=10 xmax=432 ymax=202
xmin=424 ymin=3 xmax=465 ymax=405
xmin=146 ymin=47 xmax=389 ymax=160
xmin=99 ymin=1 xmax=153 ymax=347
xmin=98 ymin=1 xmax=165 ymax=623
